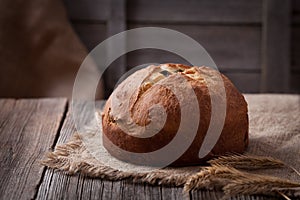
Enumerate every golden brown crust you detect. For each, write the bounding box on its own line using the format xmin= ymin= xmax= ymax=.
xmin=102 ymin=64 xmax=249 ymax=166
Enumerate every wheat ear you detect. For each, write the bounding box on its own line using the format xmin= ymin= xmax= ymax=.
xmin=208 ymin=154 xmax=285 ymax=170
xmin=222 ymin=173 xmax=300 ymax=198
xmin=184 ymin=165 xmax=300 ymax=199
xmin=184 ymin=165 xmax=244 ymax=192
xmin=208 ymin=154 xmax=300 ymax=177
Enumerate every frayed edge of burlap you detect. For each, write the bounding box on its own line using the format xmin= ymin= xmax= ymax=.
xmin=41 ymin=133 xmax=192 ymax=187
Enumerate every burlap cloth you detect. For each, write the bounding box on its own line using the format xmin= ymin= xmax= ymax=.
xmin=43 ymin=94 xmax=300 ymax=187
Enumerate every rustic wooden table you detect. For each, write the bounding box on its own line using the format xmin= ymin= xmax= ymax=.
xmin=0 ymin=98 xmax=278 ymax=200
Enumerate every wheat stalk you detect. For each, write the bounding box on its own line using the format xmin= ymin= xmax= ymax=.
xmin=208 ymin=154 xmax=285 ymax=170
xmin=208 ymin=154 xmax=300 ymax=178
xmin=222 ymin=173 xmax=300 ymax=197
xmin=184 ymin=165 xmax=300 ymax=199
xmin=184 ymin=165 xmax=244 ymax=192
xmin=276 ymin=190 xmax=292 ymax=200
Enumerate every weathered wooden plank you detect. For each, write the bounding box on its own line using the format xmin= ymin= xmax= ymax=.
xmin=191 ymin=190 xmax=277 ymax=200
xmin=133 ymin=183 xmax=162 ymax=200
xmin=63 ymin=0 xmax=110 ymax=21
xmin=292 ymin=0 xmax=300 ymax=24
xmin=34 ymin=101 xmax=181 ymax=199
xmin=101 ymin=180 xmax=114 ymax=199
xmin=191 ymin=190 xmax=221 ymax=200
xmin=132 ymin=182 xmax=146 ymax=200
xmin=72 ymin=23 xmax=107 ymax=51
xmin=36 ymin=101 xmax=130 ymax=200
xmin=104 ymin=0 xmax=127 ymax=97
xmin=291 ymin=15 xmax=300 ymax=93
xmin=0 ymin=99 xmax=15 ymax=128
xmin=261 ymin=0 xmax=291 ymax=92
xmin=120 ymin=180 xmax=135 ymax=199
xmin=128 ymin=24 xmax=261 ymax=71
xmin=291 ymin=73 xmax=300 ymax=93
xmin=161 ymin=186 xmax=185 ymax=200
xmin=0 ymin=98 xmax=67 ymax=200
xmin=127 ymin=0 xmax=262 ymax=24
xmin=90 ymin=178 xmax=103 ymax=199
xmin=35 ymin=109 xmax=92 ymax=200
xmin=36 ymin=101 xmax=112 ymax=200
xmin=292 ymin=27 xmax=300 ymax=71
xmin=63 ymin=0 xmax=262 ymax=24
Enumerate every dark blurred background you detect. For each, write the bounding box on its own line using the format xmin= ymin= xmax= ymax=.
xmin=0 ymin=0 xmax=299 ymax=99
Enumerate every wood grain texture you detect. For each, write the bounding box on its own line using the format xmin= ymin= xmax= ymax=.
xmin=292 ymin=27 xmax=300 ymax=71
xmin=127 ymin=0 xmax=262 ymax=24
xmin=0 ymin=99 xmax=15 ymax=127
xmin=291 ymin=74 xmax=300 ymax=93
xmin=104 ymin=0 xmax=127 ymax=97
xmin=62 ymin=0 xmax=300 ymax=93
xmin=36 ymin=101 xmax=177 ymax=200
xmin=0 ymin=98 xmax=67 ymax=200
xmin=128 ymin=24 xmax=261 ymax=71
xmin=70 ymin=23 xmax=261 ymax=70
xmin=290 ymin=0 xmax=300 ymax=93
xmin=36 ymin=100 xmax=275 ymax=200
xmin=261 ymin=0 xmax=291 ymax=92
xmin=292 ymin=0 xmax=300 ymax=25
xmin=62 ymin=0 xmax=262 ymax=24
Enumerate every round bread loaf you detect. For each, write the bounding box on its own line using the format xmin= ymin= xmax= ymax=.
xmin=101 ymin=64 xmax=249 ymax=166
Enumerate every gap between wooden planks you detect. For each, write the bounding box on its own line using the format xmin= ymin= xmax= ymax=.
xmin=0 ymin=98 xmax=68 ymax=200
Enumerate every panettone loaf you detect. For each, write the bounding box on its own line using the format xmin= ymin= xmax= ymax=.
xmin=101 ymin=64 xmax=249 ymax=166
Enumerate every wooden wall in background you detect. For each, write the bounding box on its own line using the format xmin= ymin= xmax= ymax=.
xmin=63 ymin=0 xmax=300 ymax=97
xmin=292 ymin=0 xmax=300 ymax=93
